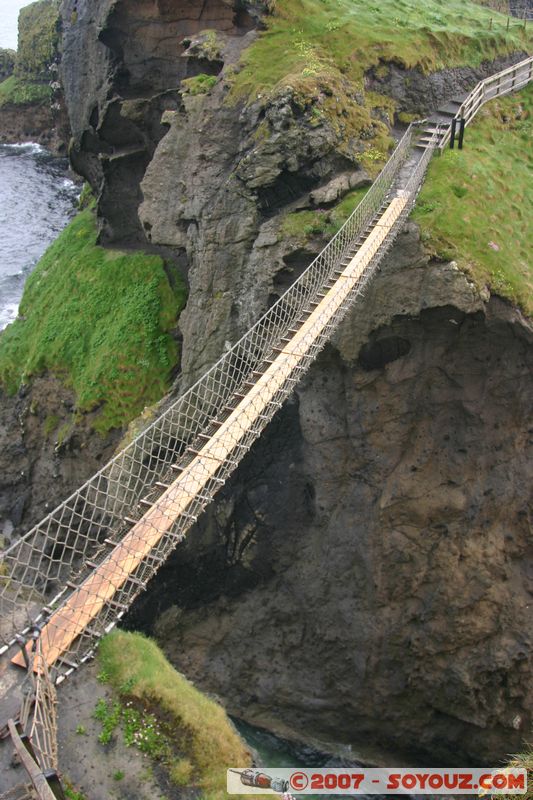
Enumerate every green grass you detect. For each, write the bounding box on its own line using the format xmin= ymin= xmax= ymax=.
xmin=0 ymin=75 xmax=50 ymax=107
xmin=0 ymin=210 xmax=187 ymax=433
xmin=227 ymin=0 xmax=530 ymax=175
xmin=412 ymin=83 xmax=532 ymax=315
xmin=281 ymin=186 xmax=369 ymax=241
xmin=498 ymin=748 xmax=533 ymax=800
xmin=230 ymin=0 xmax=530 ymax=102
xmin=472 ymin=0 xmax=509 ymax=11
xmin=98 ymin=631 xmax=253 ymax=799
xmin=181 ymin=72 xmax=218 ymax=96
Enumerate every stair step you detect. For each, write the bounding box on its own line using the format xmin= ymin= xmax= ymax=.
xmin=423 ymin=119 xmax=449 ymax=129
xmin=438 ymin=101 xmax=462 ymax=114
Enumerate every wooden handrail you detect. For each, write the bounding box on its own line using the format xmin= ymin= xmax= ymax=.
xmin=7 ymin=720 xmax=58 ymax=800
xmin=439 ymin=55 xmax=533 ymax=148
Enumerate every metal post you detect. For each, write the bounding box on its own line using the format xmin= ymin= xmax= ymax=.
xmin=15 ymin=634 xmax=30 ymax=671
xmin=458 ymin=118 xmax=466 ymax=150
xmin=450 ymin=117 xmax=457 ymax=149
xmin=44 ymin=770 xmax=67 ymax=800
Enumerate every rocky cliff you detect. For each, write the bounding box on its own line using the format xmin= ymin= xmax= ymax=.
xmin=0 ymin=0 xmax=531 ymax=769
xmin=0 ymin=0 xmax=69 ymax=150
xmin=130 ymin=228 xmax=533 ymax=765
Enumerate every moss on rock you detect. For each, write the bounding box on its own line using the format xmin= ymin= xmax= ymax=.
xmin=15 ymin=0 xmax=60 ymax=81
xmin=0 ymin=48 xmax=16 ymax=82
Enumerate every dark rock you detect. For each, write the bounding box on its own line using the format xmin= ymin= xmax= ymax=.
xmin=0 ymin=376 xmax=120 ymax=539
xmin=366 ymin=52 xmax=529 ymax=118
xmin=128 ymin=231 xmax=533 ymax=766
xmin=60 ymin=0 xmax=262 ymax=244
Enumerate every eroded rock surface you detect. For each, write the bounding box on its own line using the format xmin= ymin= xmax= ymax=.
xmin=0 ymin=376 xmax=120 ymax=543
xmin=129 ymin=229 xmax=533 ymax=765
xmin=0 ymin=0 xmax=530 ymax=769
xmin=60 ymin=0 xmax=264 ymax=243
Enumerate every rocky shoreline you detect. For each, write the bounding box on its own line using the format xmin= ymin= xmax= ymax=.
xmin=0 ymin=100 xmax=69 ymax=152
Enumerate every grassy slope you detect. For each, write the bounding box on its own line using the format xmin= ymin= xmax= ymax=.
xmin=0 ymin=74 xmax=50 ymax=107
xmin=413 ymin=83 xmax=532 ymax=315
xmin=226 ymin=0 xmax=530 ymax=175
xmin=231 ymin=0 xmax=530 ymax=101
xmin=0 ymin=210 xmax=186 ymax=433
xmin=99 ymin=631 xmax=253 ymax=800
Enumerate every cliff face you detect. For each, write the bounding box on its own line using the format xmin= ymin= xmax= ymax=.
xmin=60 ymin=0 xmax=263 ymax=244
xmin=130 ymin=229 xmax=533 ymax=765
xmin=1 ymin=0 xmax=531 ymax=767
xmin=0 ymin=0 xmax=69 ymax=151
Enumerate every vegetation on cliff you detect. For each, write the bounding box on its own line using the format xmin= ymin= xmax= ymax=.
xmin=0 ymin=210 xmax=186 ymax=433
xmin=281 ymin=186 xmax=369 ymax=241
xmin=0 ymin=48 xmax=16 ymax=82
xmin=227 ymin=0 xmax=530 ymax=172
xmin=0 ymin=0 xmax=60 ymax=108
xmin=232 ymin=0 xmax=529 ymax=101
xmin=97 ymin=631 xmax=252 ymax=798
xmin=0 ymin=74 xmax=50 ymax=107
xmin=15 ymin=0 xmax=60 ymax=80
xmin=413 ymin=82 xmax=532 ymax=315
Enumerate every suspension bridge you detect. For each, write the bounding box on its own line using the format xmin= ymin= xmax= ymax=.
xmin=0 ymin=55 xmax=531 ymax=800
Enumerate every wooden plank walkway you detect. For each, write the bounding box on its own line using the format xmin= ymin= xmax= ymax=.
xmin=12 ymin=195 xmax=407 ymax=671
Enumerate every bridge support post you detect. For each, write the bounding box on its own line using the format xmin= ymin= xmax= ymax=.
xmin=450 ymin=117 xmax=457 ymax=149
xmin=458 ymin=118 xmax=465 ymax=150
xmin=44 ymin=769 xmax=67 ymax=800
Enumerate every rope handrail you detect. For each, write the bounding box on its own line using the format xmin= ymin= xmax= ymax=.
xmin=2 ymin=51 xmax=531 ymax=798
xmin=0 ymin=127 xmax=416 ymax=656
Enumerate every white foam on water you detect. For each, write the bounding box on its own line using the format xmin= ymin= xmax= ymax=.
xmin=0 ymin=302 xmax=20 ymax=332
xmin=0 ymin=143 xmax=77 ymax=330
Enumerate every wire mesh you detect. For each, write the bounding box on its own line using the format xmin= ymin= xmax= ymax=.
xmin=0 ymin=125 xmax=416 ymax=667
xmin=2 ymin=51 xmax=529 ymax=677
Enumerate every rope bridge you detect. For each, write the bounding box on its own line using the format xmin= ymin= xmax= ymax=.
xmin=0 ymin=54 xmax=531 ymax=799
xmin=0 ymin=124 xmax=430 ymax=676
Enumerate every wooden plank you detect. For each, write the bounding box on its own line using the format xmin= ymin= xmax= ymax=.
xmin=12 ymin=196 xmax=408 ymax=671
xmin=7 ymin=719 xmax=57 ymax=800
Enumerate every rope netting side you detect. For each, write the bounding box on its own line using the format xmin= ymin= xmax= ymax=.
xmin=29 ymin=647 xmax=58 ymax=772
xmin=26 ymin=131 xmax=439 ymax=679
xmin=0 ymin=126 xmax=416 ymax=649
xmin=15 ymin=638 xmax=58 ymax=770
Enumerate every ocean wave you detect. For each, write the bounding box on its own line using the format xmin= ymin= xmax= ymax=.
xmin=1 ymin=142 xmax=46 ymax=154
xmin=0 ymin=303 xmax=19 ymax=332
